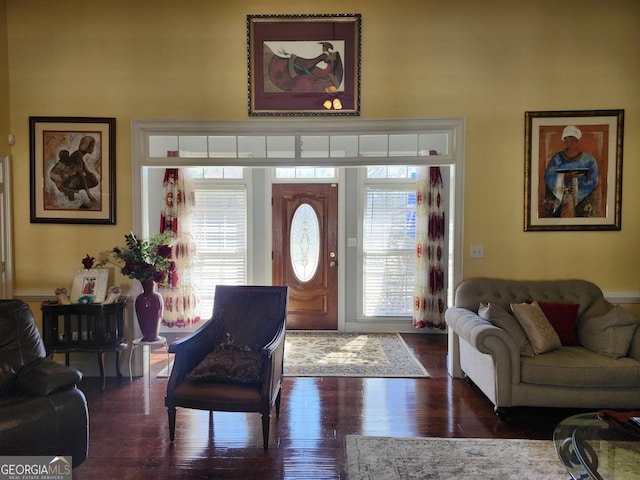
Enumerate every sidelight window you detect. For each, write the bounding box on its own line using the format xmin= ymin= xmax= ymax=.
xmin=190 ymin=181 xmax=248 ymax=318
xmin=362 ymin=182 xmax=417 ymax=317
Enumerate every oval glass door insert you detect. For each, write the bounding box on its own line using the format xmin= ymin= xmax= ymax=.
xmin=290 ymin=203 xmax=320 ymax=282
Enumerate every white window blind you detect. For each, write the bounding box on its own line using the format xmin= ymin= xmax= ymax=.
xmin=362 ymin=185 xmax=416 ymax=317
xmin=191 ymin=186 xmax=247 ymax=318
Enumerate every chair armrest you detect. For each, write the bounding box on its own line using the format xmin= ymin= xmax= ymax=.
xmin=167 ymin=319 xmax=222 ymax=390
xmin=16 ymin=358 xmax=82 ymax=396
xmin=262 ymin=324 xmax=286 ymax=357
xmin=260 ymin=325 xmax=286 ymax=402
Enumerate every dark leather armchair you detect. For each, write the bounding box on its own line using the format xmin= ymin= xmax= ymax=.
xmin=0 ymin=300 xmax=88 ymax=467
xmin=165 ymin=285 xmax=288 ymax=448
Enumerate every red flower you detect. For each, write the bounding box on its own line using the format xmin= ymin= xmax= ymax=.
xmin=157 ymin=244 xmax=172 ymax=258
xmin=153 ymin=270 xmax=166 ymax=283
xmin=82 ymin=254 xmax=95 ymax=269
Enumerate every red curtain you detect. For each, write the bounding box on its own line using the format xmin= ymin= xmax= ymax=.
xmin=412 ymin=166 xmax=446 ymax=329
xmin=159 ymin=168 xmax=201 ymax=329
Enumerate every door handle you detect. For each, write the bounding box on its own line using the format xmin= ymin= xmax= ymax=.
xmin=329 ymin=251 xmax=337 ymax=268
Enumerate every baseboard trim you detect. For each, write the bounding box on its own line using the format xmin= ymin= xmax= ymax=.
xmin=604 ymin=291 xmax=640 ymax=304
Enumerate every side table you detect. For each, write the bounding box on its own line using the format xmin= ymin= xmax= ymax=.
xmin=41 ymin=300 xmax=127 ymax=392
xmin=128 ymin=336 xmax=170 ymax=385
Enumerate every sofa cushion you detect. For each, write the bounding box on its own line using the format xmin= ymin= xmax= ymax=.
xmin=478 ymin=303 xmax=534 ymax=357
xmin=521 ymin=346 xmax=640 ymax=387
xmin=578 ymin=305 xmax=639 ymax=359
xmin=537 ymin=301 xmax=580 ymax=346
xmin=0 ymin=365 xmax=17 ymax=395
xmin=511 ymin=301 xmax=562 ymax=354
xmin=629 ymin=330 xmax=640 ymax=361
xmin=581 ymin=295 xmax=611 ymax=320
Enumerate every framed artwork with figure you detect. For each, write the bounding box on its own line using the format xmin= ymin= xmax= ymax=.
xmin=524 ymin=109 xmax=624 ymax=231
xmin=30 ymin=116 xmax=116 ymax=224
xmin=247 ymin=14 xmax=361 ymax=116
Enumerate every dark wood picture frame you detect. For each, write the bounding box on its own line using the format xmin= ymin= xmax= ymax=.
xmin=524 ymin=109 xmax=624 ymax=231
xmin=30 ymin=116 xmax=116 ymax=225
xmin=247 ymin=14 xmax=361 ymax=116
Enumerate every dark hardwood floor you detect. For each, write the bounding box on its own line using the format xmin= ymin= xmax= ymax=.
xmin=72 ymin=333 xmax=586 ymax=479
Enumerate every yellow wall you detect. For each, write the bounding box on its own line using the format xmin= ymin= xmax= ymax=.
xmin=0 ymin=0 xmax=9 ymax=141
xmin=4 ymin=0 xmax=640 ymax=294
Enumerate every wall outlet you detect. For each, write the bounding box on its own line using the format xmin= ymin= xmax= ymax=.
xmin=470 ymin=245 xmax=484 ymax=258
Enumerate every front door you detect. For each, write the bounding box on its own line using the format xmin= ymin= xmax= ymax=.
xmin=272 ymin=183 xmax=338 ymax=330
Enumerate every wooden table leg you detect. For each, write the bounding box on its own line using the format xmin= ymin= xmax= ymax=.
xmin=115 ymin=351 xmax=123 ymax=378
xmin=97 ymin=351 xmax=106 ymax=392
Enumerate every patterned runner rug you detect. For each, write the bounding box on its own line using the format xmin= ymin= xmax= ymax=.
xmin=346 ymin=436 xmax=568 ymax=480
xmin=283 ymin=332 xmax=429 ymax=378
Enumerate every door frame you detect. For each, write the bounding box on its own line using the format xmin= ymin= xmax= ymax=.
xmin=0 ymin=155 xmax=13 ymax=299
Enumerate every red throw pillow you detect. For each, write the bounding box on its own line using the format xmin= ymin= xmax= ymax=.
xmin=537 ymin=301 xmax=580 ymax=346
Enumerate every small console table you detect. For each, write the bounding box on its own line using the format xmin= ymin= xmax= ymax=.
xmin=41 ymin=301 xmax=128 ymax=392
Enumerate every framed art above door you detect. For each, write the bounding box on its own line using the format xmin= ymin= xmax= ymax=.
xmin=247 ymin=14 xmax=361 ymax=116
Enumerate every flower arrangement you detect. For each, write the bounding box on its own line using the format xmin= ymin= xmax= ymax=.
xmin=84 ymin=232 xmax=175 ymax=285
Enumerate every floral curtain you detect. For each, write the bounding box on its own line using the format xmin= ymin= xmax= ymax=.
xmin=413 ymin=166 xmax=447 ymax=329
xmin=159 ymin=168 xmax=201 ymax=329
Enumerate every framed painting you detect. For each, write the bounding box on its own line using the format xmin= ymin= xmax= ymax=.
xmin=247 ymin=14 xmax=361 ymax=116
xmin=524 ymin=109 xmax=624 ymax=231
xmin=30 ymin=116 xmax=116 ymax=224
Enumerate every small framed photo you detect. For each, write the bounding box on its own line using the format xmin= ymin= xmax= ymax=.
xmin=524 ymin=109 xmax=624 ymax=231
xmin=30 ymin=116 xmax=116 ymax=224
xmin=70 ymin=269 xmax=109 ymax=304
xmin=247 ymin=14 xmax=361 ymax=116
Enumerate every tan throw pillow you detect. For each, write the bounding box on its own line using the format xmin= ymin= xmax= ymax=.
xmin=628 ymin=329 xmax=640 ymax=360
xmin=510 ymin=301 xmax=562 ymax=354
xmin=478 ymin=302 xmax=535 ymax=357
xmin=578 ymin=305 xmax=639 ymax=359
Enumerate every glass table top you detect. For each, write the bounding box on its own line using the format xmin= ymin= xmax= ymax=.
xmin=553 ymin=412 xmax=640 ymax=480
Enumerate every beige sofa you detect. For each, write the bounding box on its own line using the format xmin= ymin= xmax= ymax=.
xmin=445 ymin=278 xmax=640 ymax=418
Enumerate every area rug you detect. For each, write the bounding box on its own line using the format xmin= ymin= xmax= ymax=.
xmin=346 ymin=436 xmax=567 ymax=480
xmin=283 ymin=332 xmax=429 ymax=378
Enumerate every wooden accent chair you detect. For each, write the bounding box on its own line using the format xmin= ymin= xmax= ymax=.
xmin=165 ymin=285 xmax=289 ymax=448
